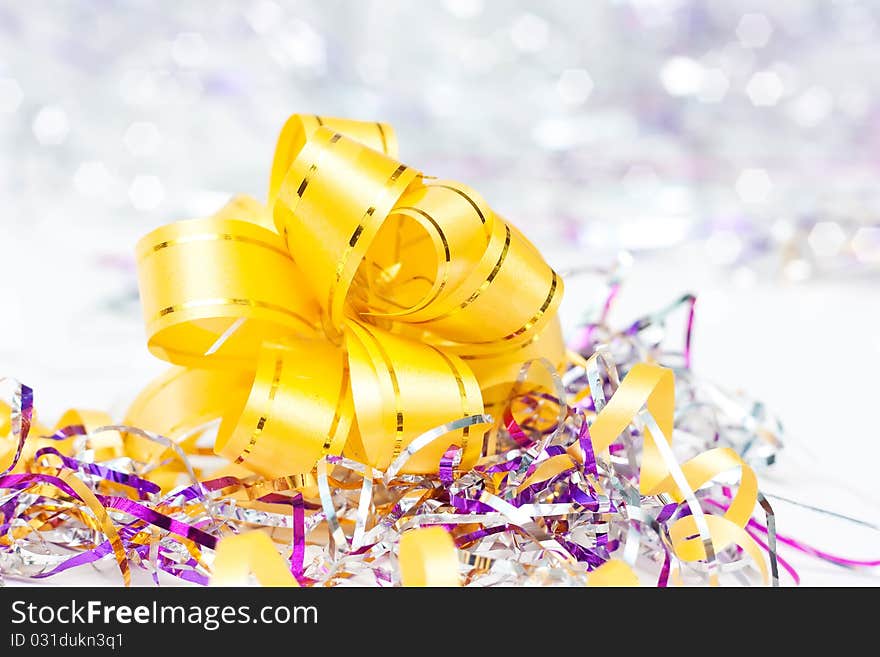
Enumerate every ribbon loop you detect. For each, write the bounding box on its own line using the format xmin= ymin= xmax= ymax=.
xmin=215 ymin=338 xmax=353 ymax=478
xmin=455 ymin=315 xmax=567 ymax=412
xmin=269 ymin=114 xmax=398 ymax=208
xmin=402 ymin=214 xmax=563 ymax=348
xmin=363 ymin=180 xmax=495 ymax=319
xmin=273 ymin=127 xmax=420 ymax=333
xmin=136 ymin=216 xmax=321 ymax=368
xmin=345 ymin=320 xmax=486 ymax=472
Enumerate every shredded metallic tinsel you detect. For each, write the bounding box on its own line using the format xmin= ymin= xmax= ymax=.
xmin=0 ymin=272 xmax=809 ymax=587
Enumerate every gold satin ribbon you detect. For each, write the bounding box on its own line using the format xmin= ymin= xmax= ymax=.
xmin=133 ymin=113 xmax=565 ymax=479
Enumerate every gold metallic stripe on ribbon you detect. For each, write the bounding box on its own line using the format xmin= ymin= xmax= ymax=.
xmin=430 ymin=346 xmax=474 ymax=445
xmin=375 ymin=121 xmax=390 ymax=154
xmin=423 ymin=181 xmax=491 ymax=228
xmin=496 ymin=270 xmax=558 ymax=341
xmin=269 ymin=114 xmax=398 ymax=209
xmin=399 ymin=526 xmax=461 ymax=587
xmin=136 ymin=216 xmax=321 ymax=368
xmin=274 ymin=127 xmax=420 ymax=332
xmin=345 ymin=320 xmax=484 ymax=472
xmin=215 ymin=339 xmax=353 ymax=479
xmin=145 ymin=232 xmax=288 ymax=260
xmin=154 ymin=298 xmax=314 ymax=327
xmin=232 ymin=356 xmax=283 ymax=465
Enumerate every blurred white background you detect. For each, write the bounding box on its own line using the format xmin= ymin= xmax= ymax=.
xmin=1 ymin=0 xmax=878 ymax=584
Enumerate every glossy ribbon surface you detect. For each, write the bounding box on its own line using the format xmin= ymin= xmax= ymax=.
xmin=134 ymin=114 xmax=565 ymax=478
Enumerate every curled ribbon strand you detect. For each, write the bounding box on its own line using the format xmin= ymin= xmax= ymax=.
xmin=586 ymin=360 xmax=767 ymax=583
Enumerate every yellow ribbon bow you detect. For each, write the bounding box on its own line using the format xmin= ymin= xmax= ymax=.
xmin=129 ymin=114 xmax=566 ymax=478
xmin=128 ymin=114 xmax=768 ymax=586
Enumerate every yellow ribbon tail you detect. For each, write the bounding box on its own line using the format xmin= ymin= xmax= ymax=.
xmin=399 ymin=526 xmax=460 ymax=587
xmin=210 ymin=531 xmax=299 ymax=587
xmin=587 ymin=559 xmax=640 ymax=587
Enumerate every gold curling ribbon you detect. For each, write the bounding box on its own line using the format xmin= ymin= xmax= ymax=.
xmin=132 ymin=113 xmax=565 ymax=479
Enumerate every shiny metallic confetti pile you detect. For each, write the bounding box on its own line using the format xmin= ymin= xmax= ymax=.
xmin=0 ymin=272 xmax=797 ymax=586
